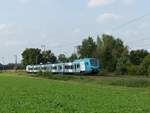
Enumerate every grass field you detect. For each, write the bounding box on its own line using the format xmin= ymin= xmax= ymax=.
xmin=0 ymin=72 xmax=150 ymax=113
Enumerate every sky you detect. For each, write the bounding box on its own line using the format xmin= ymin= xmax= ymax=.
xmin=0 ymin=0 xmax=150 ymax=64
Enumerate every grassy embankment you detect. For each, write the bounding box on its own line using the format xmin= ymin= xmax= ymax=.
xmin=0 ymin=72 xmax=150 ymax=113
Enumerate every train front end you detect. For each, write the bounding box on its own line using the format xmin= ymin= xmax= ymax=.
xmin=89 ymin=58 xmax=100 ymax=73
xmin=83 ymin=58 xmax=100 ymax=74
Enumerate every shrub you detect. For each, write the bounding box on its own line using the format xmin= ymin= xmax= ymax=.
xmin=127 ymin=65 xmax=141 ymax=75
xmin=148 ymin=66 xmax=150 ymax=77
xmin=36 ymin=71 xmax=83 ymax=81
xmin=116 ymin=56 xmax=129 ymax=75
xmin=110 ymin=78 xmax=150 ymax=88
xmin=98 ymin=69 xmax=109 ymax=76
xmin=140 ymin=55 xmax=150 ymax=75
xmin=37 ymin=71 xmax=43 ymax=76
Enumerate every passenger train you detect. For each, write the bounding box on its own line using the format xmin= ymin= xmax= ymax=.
xmin=26 ymin=58 xmax=100 ymax=74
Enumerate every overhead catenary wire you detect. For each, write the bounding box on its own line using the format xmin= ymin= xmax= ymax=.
xmin=108 ymin=11 xmax=150 ymax=50
xmin=113 ymin=11 xmax=150 ymax=30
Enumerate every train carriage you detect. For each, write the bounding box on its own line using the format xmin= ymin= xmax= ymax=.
xmin=26 ymin=58 xmax=100 ymax=74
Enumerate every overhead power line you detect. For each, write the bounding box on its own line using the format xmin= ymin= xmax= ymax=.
xmin=113 ymin=12 xmax=150 ymax=30
xmin=125 ymin=35 xmax=150 ymax=43
xmin=109 ymin=11 xmax=150 ymax=50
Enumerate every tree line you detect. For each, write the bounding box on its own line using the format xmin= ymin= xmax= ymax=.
xmin=0 ymin=63 xmax=24 ymax=71
xmin=21 ymin=34 xmax=150 ymax=76
xmin=78 ymin=34 xmax=150 ymax=76
xmin=21 ymin=49 xmax=78 ymax=65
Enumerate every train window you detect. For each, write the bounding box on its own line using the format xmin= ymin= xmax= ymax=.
xmin=90 ymin=59 xmax=98 ymax=66
xmin=64 ymin=65 xmax=74 ymax=69
xmin=59 ymin=66 xmax=62 ymax=70
xmin=34 ymin=67 xmax=38 ymax=70
xmin=65 ymin=66 xmax=69 ymax=69
xmin=52 ymin=66 xmax=57 ymax=70
xmin=85 ymin=62 xmax=89 ymax=66
xmin=42 ymin=67 xmax=47 ymax=70
xmin=77 ymin=64 xmax=80 ymax=68
xmin=70 ymin=65 xmax=73 ymax=69
xmin=65 ymin=66 xmax=67 ymax=69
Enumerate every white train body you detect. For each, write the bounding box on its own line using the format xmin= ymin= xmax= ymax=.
xmin=26 ymin=58 xmax=100 ymax=74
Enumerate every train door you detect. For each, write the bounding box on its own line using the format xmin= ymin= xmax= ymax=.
xmin=73 ymin=64 xmax=76 ymax=73
xmin=47 ymin=64 xmax=52 ymax=72
xmin=76 ymin=63 xmax=80 ymax=73
xmin=80 ymin=61 xmax=85 ymax=72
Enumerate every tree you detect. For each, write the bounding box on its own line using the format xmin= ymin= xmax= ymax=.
xmin=58 ymin=54 xmax=68 ymax=63
xmin=3 ymin=63 xmax=24 ymax=70
xmin=41 ymin=50 xmax=57 ymax=64
xmin=116 ymin=54 xmax=130 ymax=75
xmin=96 ymin=34 xmax=128 ymax=72
xmin=22 ymin=48 xmax=42 ymax=66
xmin=140 ymin=55 xmax=150 ymax=75
xmin=0 ymin=63 xmax=3 ymax=70
xmin=69 ymin=53 xmax=78 ymax=62
xmin=148 ymin=65 xmax=150 ymax=76
xmin=48 ymin=53 xmax=57 ymax=64
xmin=129 ymin=49 xmax=149 ymax=65
xmin=22 ymin=48 xmax=57 ymax=66
xmin=78 ymin=37 xmax=97 ymax=58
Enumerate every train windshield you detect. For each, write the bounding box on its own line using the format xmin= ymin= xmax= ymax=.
xmin=90 ymin=59 xmax=98 ymax=66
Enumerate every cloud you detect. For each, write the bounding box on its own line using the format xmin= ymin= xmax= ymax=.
xmin=0 ymin=24 xmax=7 ymax=31
xmin=123 ymin=0 xmax=136 ymax=4
xmin=72 ymin=28 xmax=81 ymax=35
xmin=96 ymin=13 xmax=121 ymax=24
xmin=0 ymin=23 xmax=21 ymax=47
xmin=88 ymin=0 xmax=136 ymax=7
xmin=0 ymin=23 xmax=17 ymax=35
xmin=88 ymin=0 xmax=115 ymax=7
xmin=17 ymin=0 xmax=32 ymax=4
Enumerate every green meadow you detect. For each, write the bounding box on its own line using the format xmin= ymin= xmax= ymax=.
xmin=0 ymin=72 xmax=150 ymax=113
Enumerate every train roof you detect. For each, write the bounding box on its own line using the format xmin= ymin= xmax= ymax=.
xmin=73 ymin=58 xmax=96 ymax=63
xmin=26 ymin=58 xmax=97 ymax=66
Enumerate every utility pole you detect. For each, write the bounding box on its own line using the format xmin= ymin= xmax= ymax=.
xmin=74 ymin=45 xmax=81 ymax=57
xmin=74 ymin=46 xmax=79 ymax=54
xmin=74 ymin=46 xmax=77 ymax=54
xmin=36 ymin=55 xmax=38 ymax=65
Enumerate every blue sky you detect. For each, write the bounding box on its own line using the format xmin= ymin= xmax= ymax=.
xmin=0 ymin=0 xmax=150 ymax=63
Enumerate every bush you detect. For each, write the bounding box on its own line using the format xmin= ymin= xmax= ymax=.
xmin=116 ymin=56 xmax=129 ymax=75
xmin=98 ymin=69 xmax=109 ymax=76
xmin=110 ymin=78 xmax=150 ymax=88
xmin=127 ymin=65 xmax=141 ymax=75
xmin=148 ymin=66 xmax=150 ymax=77
xmin=140 ymin=55 xmax=150 ymax=75
xmin=36 ymin=71 xmax=83 ymax=81
xmin=37 ymin=71 xmax=43 ymax=76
